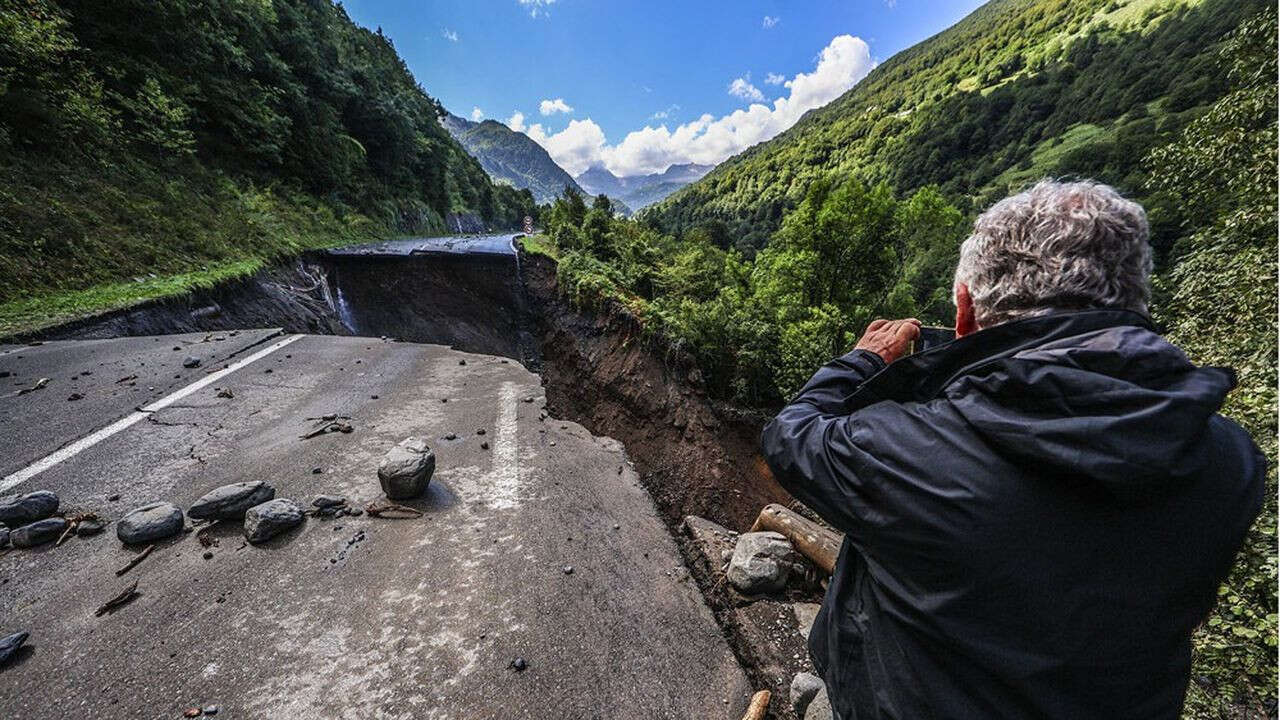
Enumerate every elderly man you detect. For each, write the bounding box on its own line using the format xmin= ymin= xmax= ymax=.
xmin=762 ymin=180 xmax=1263 ymax=720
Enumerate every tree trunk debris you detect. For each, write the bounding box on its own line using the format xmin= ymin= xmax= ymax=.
xmin=749 ymin=504 xmax=841 ymax=575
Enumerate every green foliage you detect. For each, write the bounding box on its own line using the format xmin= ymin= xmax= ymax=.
xmin=1144 ymin=11 xmax=1278 ymax=715
xmin=0 ymin=0 xmax=535 ymax=323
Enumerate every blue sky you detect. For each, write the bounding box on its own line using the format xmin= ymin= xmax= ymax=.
xmin=341 ymin=0 xmax=986 ymax=176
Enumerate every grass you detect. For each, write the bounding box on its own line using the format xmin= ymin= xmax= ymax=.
xmin=516 ymin=233 xmax=559 ymax=260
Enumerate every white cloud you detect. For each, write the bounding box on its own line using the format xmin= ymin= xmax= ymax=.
xmin=765 ymin=72 xmax=785 ymax=85
xmin=650 ymin=104 xmax=680 ymax=120
xmin=471 ymin=107 xmax=485 ymax=122
xmin=518 ymin=0 xmax=555 ymax=18
xmin=539 ymin=98 xmax=574 ymax=116
xmin=762 ymin=15 xmax=780 ymax=29
xmin=728 ymin=75 xmax=765 ymax=103
xmin=516 ymin=35 xmax=875 ymax=177
xmin=441 ymin=28 xmax=459 ymax=42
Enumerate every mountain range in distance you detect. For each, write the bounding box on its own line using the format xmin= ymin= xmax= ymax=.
xmin=440 ymin=110 xmax=711 ymax=212
xmin=575 ymin=163 xmax=715 ymax=211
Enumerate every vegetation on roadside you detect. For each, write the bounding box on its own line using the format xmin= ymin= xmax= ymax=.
xmin=532 ymin=7 xmax=1277 ymax=715
xmin=0 ymin=0 xmax=537 ymax=332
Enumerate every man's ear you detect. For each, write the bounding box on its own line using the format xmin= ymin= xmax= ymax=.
xmin=955 ymin=283 xmax=977 ymax=338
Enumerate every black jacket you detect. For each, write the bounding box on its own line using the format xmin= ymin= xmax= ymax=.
xmin=761 ymin=310 xmax=1264 ymax=720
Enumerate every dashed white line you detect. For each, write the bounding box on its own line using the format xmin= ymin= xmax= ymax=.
xmin=0 ymin=333 xmax=305 ymax=493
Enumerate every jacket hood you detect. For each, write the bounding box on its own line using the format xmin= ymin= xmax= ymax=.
xmin=850 ymin=310 xmax=1236 ymax=501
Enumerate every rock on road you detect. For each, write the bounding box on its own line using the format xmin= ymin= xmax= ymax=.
xmin=0 ymin=331 xmax=752 ymax=719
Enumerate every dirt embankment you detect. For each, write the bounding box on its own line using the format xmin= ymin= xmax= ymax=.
xmin=519 ymin=251 xmax=791 ymax=532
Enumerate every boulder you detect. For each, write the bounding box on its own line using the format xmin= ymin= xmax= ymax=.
xmin=11 ymin=517 xmax=69 ymax=548
xmin=726 ymin=531 xmax=804 ymax=595
xmin=377 ymin=438 xmax=435 ymax=499
xmin=76 ymin=518 xmax=106 ymax=536
xmin=0 ymin=631 xmax=28 ymax=666
xmin=244 ymin=499 xmax=304 ymax=544
xmin=791 ymin=672 xmax=825 ymax=718
xmin=188 ymin=481 xmax=275 ymax=520
xmin=0 ymin=490 xmax=59 ymax=526
xmin=117 ymin=501 xmax=184 ymax=544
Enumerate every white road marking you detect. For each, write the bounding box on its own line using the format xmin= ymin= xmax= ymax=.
xmin=0 ymin=333 xmax=305 ymax=493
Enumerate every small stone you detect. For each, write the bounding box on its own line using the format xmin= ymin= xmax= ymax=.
xmin=11 ymin=517 xmax=69 ymax=548
xmin=480 ymin=441 xmax=489 ymax=450
xmin=370 ymin=395 xmax=379 ymax=400
xmin=791 ymin=672 xmax=825 ymax=718
xmin=444 ymin=433 xmax=457 ymax=441
xmin=562 ymin=565 xmax=574 ymax=575
xmin=188 ymin=481 xmax=275 ymax=520
xmin=311 ymin=467 xmax=323 ymax=475
xmin=215 ymin=388 xmax=233 ymax=399
xmin=440 ymin=398 xmax=448 ymax=403
xmin=67 ymin=393 xmax=83 ymax=401
xmin=0 ymin=631 xmax=28 ymax=666
xmin=476 ymin=428 xmax=486 ymax=436
xmin=508 ymin=657 xmax=527 ymax=672
xmin=244 ymin=499 xmax=304 ymax=544
xmin=117 ymin=501 xmax=184 ymax=545
xmin=0 ymin=490 xmax=59 ymax=526
xmin=726 ymin=531 xmax=804 ymax=594
xmin=76 ymin=518 xmax=105 ymax=536
xmin=348 ymin=508 xmax=363 ymax=517
xmin=378 ymin=438 xmax=436 ymax=500
xmin=182 ymin=356 xmax=201 ymax=368
xmin=524 ymin=397 xmax=534 ymax=403
xmin=458 ymin=359 xmax=466 ymax=365
xmin=202 ymin=551 xmax=213 ymax=560
xmin=312 ymin=495 xmax=346 ymax=509
xmin=203 ymin=705 xmax=219 ymax=716
xmin=184 ymin=708 xmax=201 ymax=718
xmin=107 ymin=494 xmax=120 ymax=502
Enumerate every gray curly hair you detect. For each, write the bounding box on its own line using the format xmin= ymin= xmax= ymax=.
xmin=954 ymin=179 xmax=1153 ymax=328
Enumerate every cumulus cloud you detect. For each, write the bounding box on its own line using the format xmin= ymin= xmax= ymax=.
xmin=728 ymin=75 xmax=765 ymax=103
xmin=762 ymin=15 xmax=780 ymax=29
xmin=441 ymin=28 xmax=459 ymax=42
xmin=650 ymin=104 xmax=680 ymax=120
xmin=471 ymin=107 xmax=485 ymax=122
xmin=518 ymin=0 xmax=555 ymax=18
xmin=765 ymin=72 xmax=785 ymax=85
xmin=539 ymin=98 xmax=574 ymax=116
xmin=517 ymin=34 xmax=875 ymax=177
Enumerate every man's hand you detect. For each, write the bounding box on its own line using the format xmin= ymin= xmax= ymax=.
xmin=854 ymin=318 xmax=921 ymax=364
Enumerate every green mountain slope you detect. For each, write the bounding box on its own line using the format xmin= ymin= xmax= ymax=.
xmin=0 ymin=0 xmax=536 ymax=332
xmin=646 ymin=0 xmax=1262 ymax=256
xmin=440 ymin=112 xmax=586 ymax=205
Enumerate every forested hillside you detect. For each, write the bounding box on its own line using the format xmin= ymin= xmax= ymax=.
xmin=0 ymin=0 xmax=535 ymax=333
xmin=531 ymin=3 xmax=1277 ymax=716
xmin=440 ymin=111 xmax=585 ymax=205
xmin=647 ymin=0 xmax=1263 ymax=259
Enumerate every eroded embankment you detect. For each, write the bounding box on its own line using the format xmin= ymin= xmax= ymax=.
xmin=21 ymin=244 xmax=813 ymax=718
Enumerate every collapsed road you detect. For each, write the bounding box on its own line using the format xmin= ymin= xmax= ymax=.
xmin=0 ymin=330 xmax=753 ymax=718
xmin=0 ymin=233 xmax=822 ymax=719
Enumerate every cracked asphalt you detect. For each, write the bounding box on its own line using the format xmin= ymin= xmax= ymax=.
xmin=0 ymin=331 xmax=752 ymax=719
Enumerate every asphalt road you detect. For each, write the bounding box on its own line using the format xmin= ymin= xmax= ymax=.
xmin=0 ymin=332 xmax=751 ymax=719
xmin=325 ymin=233 xmax=519 ymax=258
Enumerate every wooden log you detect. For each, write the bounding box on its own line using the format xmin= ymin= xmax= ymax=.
xmin=739 ymin=690 xmax=771 ymax=720
xmin=749 ymin=504 xmax=841 ymax=575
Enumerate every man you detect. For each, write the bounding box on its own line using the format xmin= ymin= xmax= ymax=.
xmin=761 ymin=180 xmax=1264 ymax=719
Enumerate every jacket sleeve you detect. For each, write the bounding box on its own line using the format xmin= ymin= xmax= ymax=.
xmin=760 ymin=349 xmax=888 ymax=535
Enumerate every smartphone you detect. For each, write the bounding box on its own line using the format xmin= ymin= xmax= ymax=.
xmin=909 ymin=326 xmax=955 ymax=355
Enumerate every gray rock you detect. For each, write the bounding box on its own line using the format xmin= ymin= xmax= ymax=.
xmin=183 ymin=355 xmax=201 ymax=368
xmin=244 ymin=499 xmax=304 ymax=544
xmin=791 ymin=672 xmax=825 ymax=718
xmin=0 ymin=490 xmax=59 ymax=526
xmin=726 ymin=531 xmax=803 ymax=594
xmin=377 ymin=438 xmax=435 ymax=499
xmin=188 ymin=481 xmax=275 ymax=520
xmin=76 ymin=518 xmax=106 ymax=536
xmin=793 ymin=602 xmax=822 ymax=640
xmin=0 ymin=631 xmax=28 ymax=666
xmin=312 ymin=495 xmax=346 ymax=509
xmin=0 ymin=527 xmax=8 ymax=548
xmin=117 ymin=501 xmax=184 ymax=545
xmin=11 ymin=518 xmax=69 ymax=548
xmin=804 ymin=685 xmax=833 ymax=720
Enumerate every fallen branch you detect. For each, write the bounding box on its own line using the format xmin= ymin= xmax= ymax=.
xmin=299 ymin=420 xmax=353 ymax=439
xmin=115 ymin=545 xmax=155 ymax=576
xmin=366 ymin=503 xmax=423 ymax=519
xmin=94 ymin=580 xmax=140 ymax=617
xmin=740 ymin=690 xmax=771 ymax=720
xmin=749 ymin=504 xmax=841 ymax=575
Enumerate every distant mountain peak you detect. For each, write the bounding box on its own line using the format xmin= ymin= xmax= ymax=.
xmin=574 ymin=162 xmax=714 ymax=210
